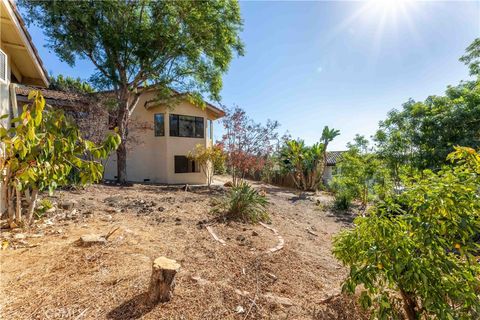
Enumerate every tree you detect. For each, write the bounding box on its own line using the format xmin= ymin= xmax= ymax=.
xmin=49 ymin=74 xmax=94 ymax=93
xmin=332 ymin=136 xmax=390 ymax=210
xmin=333 ymin=147 xmax=480 ymax=320
xmin=320 ymin=126 xmax=340 ymax=176
xmin=375 ymin=39 xmax=480 ymax=182
xmin=460 ymin=37 xmax=480 ymax=76
xmin=279 ymin=139 xmax=324 ymax=191
xmin=0 ymin=91 xmax=120 ymax=227
xmin=221 ymin=107 xmax=279 ymax=185
xmin=188 ymin=144 xmax=225 ymax=188
xmin=21 ymin=0 xmax=244 ymax=183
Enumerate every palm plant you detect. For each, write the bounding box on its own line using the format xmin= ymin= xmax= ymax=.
xmin=320 ymin=126 xmax=341 ymax=179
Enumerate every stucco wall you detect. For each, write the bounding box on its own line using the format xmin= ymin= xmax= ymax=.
xmin=104 ymin=91 xmax=216 ymax=184
xmin=0 ymin=47 xmax=11 ymax=214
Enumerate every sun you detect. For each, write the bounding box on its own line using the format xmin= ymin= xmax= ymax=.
xmin=367 ymin=0 xmax=415 ymax=14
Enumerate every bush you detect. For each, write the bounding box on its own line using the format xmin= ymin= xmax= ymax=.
xmin=213 ymin=182 xmax=269 ymax=223
xmin=334 ymin=191 xmax=353 ymax=210
xmin=332 ymin=147 xmax=480 ymax=320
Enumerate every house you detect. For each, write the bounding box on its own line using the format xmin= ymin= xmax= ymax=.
xmin=103 ymin=89 xmax=225 ymax=184
xmin=1 ymin=0 xmax=49 ymax=213
xmin=323 ymin=151 xmax=345 ymax=184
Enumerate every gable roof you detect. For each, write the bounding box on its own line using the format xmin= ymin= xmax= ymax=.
xmin=326 ymin=151 xmax=346 ymax=166
xmin=0 ymin=0 xmax=49 ymax=86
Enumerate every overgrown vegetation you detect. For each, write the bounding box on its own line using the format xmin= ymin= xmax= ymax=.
xmin=49 ymin=74 xmax=94 ymax=93
xmin=278 ymin=126 xmax=340 ymax=191
xmin=221 ymin=106 xmax=279 ymax=185
xmin=0 ymin=92 xmax=120 ymax=227
xmin=333 ymin=147 xmax=480 ymax=319
xmin=188 ymin=144 xmax=226 ymax=187
xmin=332 ymin=135 xmax=392 ymax=210
xmin=212 ymin=182 xmax=269 ymax=223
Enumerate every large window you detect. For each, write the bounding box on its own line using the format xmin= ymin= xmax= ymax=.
xmin=154 ymin=113 xmax=165 ymax=136
xmin=169 ymin=114 xmax=204 ymax=138
xmin=174 ymin=156 xmax=200 ymax=173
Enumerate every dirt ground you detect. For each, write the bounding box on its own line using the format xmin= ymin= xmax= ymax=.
xmin=0 ymin=177 xmax=367 ymax=320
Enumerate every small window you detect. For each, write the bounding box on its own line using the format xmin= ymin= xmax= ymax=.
xmin=169 ymin=114 xmax=204 ymax=138
xmin=0 ymin=50 xmax=7 ymax=82
xmin=174 ymin=156 xmax=200 ymax=173
xmin=154 ymin=113 xmax=164 ymax=136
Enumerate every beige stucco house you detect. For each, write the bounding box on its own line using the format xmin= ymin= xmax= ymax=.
xmin=103 ymin=90 xmax=225 ymax=185
xmin=1 ymin=0 xmax=49 ymax=213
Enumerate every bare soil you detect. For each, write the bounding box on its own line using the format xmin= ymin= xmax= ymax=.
xmin=0 ymin=178 xmax=366 ymax=319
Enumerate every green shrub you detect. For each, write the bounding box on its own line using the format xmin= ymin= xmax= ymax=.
xmin=213 ymin=182 xmax=269 ymax=223
xmin=334 ymin=191 xmax=353 ymax=210
xmin=332 ymin=147 xmax=480 ymax=320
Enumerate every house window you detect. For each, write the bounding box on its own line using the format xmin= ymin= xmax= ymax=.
xmin=169 ymin=114 xmax=204 ymax=138
xmin=154 ymin=113 xmax=165 ymax=136
xmin=174 ymin=156 xmax=200 ymax=173
xmin=0 ymin=50 xmax=7 ymax=83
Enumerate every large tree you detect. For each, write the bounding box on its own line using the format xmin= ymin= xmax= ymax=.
xmin=21 ymin=0 xmax=244 ymax=183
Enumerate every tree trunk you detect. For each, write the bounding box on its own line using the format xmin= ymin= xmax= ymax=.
xmin=7 ymin=186 xmax=15 ymax=228
xmin=15 ymin=187 xmax=22 ymax=224
xmin=400 ymin=288 xmax=418 ymax=320
xmin=146 ymin=257 xmax=181 ymax=305
xmin=26 ymin=189 xmax=38 ymax=224
xmin=116 ymin=96 xmax=129 ymax=184
xmin=116 ymin=140 xmax=128 ymax=184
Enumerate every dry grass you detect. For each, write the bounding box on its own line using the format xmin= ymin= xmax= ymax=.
xmin=0 ymin=181 xmax=367 ymax=319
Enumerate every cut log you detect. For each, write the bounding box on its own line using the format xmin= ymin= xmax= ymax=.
xmin=146 ymin=257 xmax=181 ymax=305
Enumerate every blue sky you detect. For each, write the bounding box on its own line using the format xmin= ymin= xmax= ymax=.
xmin=26 ymin=1 xmax=479 ymax=149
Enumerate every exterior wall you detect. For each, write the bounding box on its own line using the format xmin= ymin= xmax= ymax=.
xmin=0 ymin=48 xmax=11 ymax=214
xmin=104 ymin=91 xmax=215 ymax=184
xmin=323 ymin=165 xmax=334 ymax=183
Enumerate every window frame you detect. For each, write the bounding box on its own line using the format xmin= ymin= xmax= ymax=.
xmin=174 ymin=155 xmax=200 ymax=174
xmin=169 ymin=114 xmax=205 ymax=138
xmin=154 ymin=113 xmax=165 ymax=137
xmin=0 ymin=49 xmax=8 ymax=84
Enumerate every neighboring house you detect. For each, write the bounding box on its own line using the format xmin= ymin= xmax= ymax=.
xmin=103 ymin=89 xmax=225 ymax=184
xmin=15 ymin=85 xmax=109 ymax=144
xmin=323 ymin=151 xmax=345 ymax=184
xmin=0 ymin=0 xmax=49 ymax=213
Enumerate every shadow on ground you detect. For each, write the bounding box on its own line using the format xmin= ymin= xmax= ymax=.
xmin=107 ymin=293 xmax=156 ymax=320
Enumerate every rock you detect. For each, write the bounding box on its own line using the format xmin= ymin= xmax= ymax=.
xmin=101 ymin=215 xmax=113 ymax=222
xmin=83 ymin=210 xmax=93 ymax=216
xmin=157 ymin=207 xmax=165 ymax=212
xmin=252 ymin=231 xmax=259 ymax=236
xmin=236 ymin=235 xmax=246 ymax=242
xmin=175 ymin=221 xmax=182 ymax=226
xmin=224 ymin=181 xmax=233 ymax=187
xmin=263 ymin=293 xmax=294 ymax=306
xmin=79 ymin=234 xmax=107 ymax=246
xmin=66 ymin=209 xmax=77 ymax=219
xmin=60 ymin=200 xmax=77 ymax=210
xmin=45 ymin=207 xmax=56 ymax=214
xmin=14 ymin=233 xmax=26 ymax=240
xmin=175 ymin=217 xmax=182 ymax=222
xmin=235 ymin=306 xmax=245 ymax=314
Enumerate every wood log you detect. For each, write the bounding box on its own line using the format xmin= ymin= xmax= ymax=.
xmin=146 ymin=257 xmax=181 ymax=305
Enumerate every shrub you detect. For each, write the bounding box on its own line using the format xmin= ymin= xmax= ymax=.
xmin=332 ymin=147 xmax=480 ymax=320
xmin=334 ymin=191 xmax=353 ymax=210
xmin=0 ymin=91 xmax=120 ymax=226
xmin=213 ymin=182 xmax=269 ymax=223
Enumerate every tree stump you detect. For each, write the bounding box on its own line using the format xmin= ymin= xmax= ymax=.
xmin=146 ymin=257 xmax=181 ymax=305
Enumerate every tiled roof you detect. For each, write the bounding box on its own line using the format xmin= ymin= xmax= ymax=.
xmin=15 ymin=85 xmax=95 ymax=108
xmin=326 ymin=151 xmax=346 ymax=166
